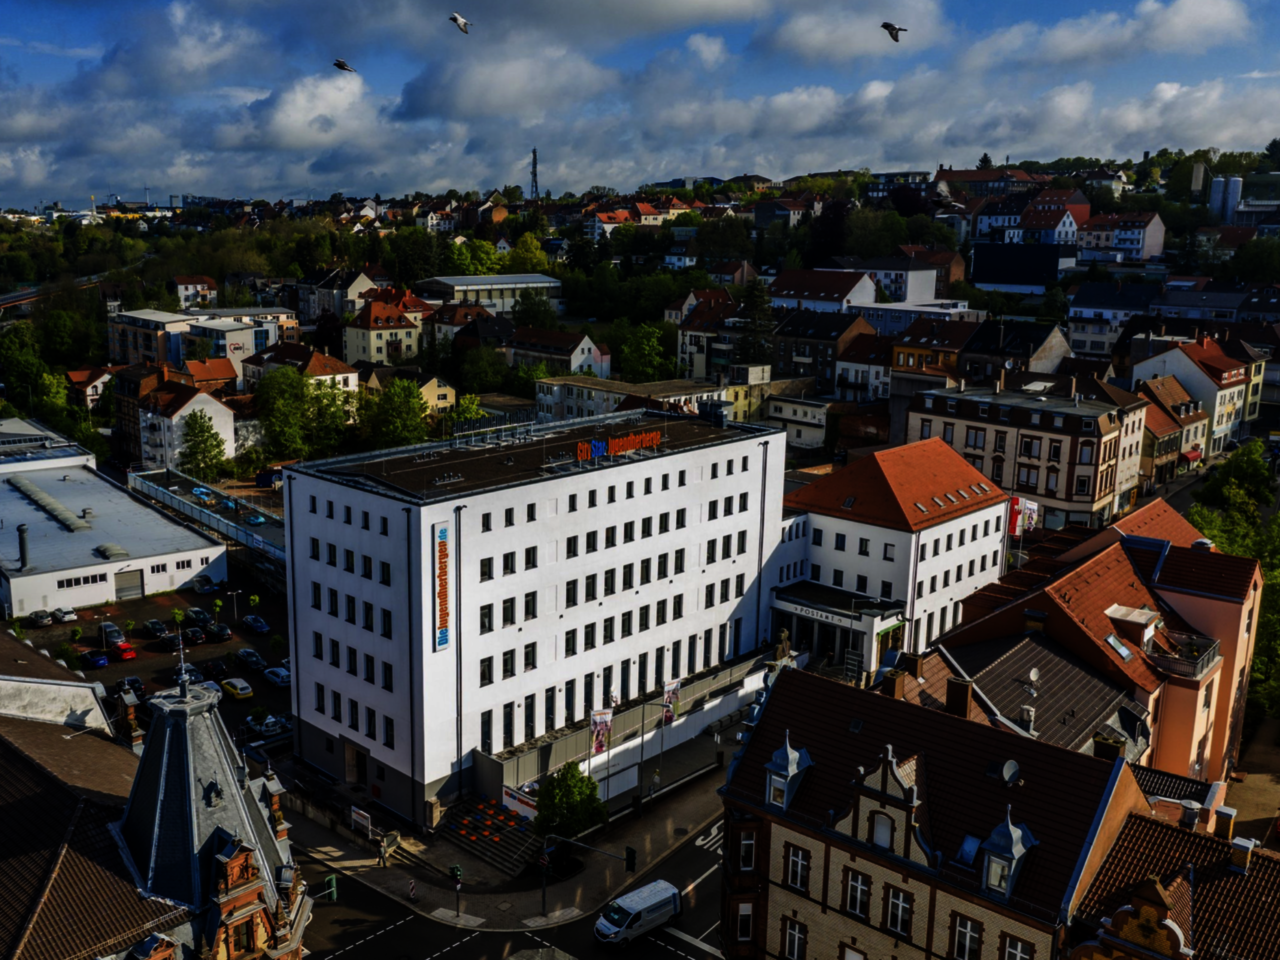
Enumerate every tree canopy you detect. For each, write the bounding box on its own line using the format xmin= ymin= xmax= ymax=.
xmin=532 ymin=762 xmax=607 ymax=839
xmin=176 ymin=408 xmax=226 ymax=481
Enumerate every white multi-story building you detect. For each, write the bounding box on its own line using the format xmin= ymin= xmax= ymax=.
xmin=284 ymin=412 xmax=787 ymax=823
xmin=1131 ymin=336 xmax=1251 ymax=455
xmin=534 ymin=376 xmax=727 ymax=423
xmin=776 ymin=438 xmax=1010 ymax=668
xmin=138 ymin=383 xmax=235 ymax=473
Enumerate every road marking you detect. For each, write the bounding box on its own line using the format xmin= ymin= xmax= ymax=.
xmin=327 ymin=916 xmax=415 ymax=955
xmin=683 ymin=862 xmax=721 ymax=896
xmin=699 ymin=921 xmax=720 ymax=940
xmin=425 ymin=932 xmax=479 ymax=959
xmin=665 ymin=928 xmax=725 ymax=958
xmin=694 ymin=820 xmax=724 ymax=856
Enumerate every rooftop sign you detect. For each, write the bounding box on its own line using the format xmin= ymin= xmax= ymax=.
xmin=577 ymin=430 xmax=662 ymax=462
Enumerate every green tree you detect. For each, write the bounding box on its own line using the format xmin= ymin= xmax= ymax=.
xmin=507 ymin=233 xmax=550 ymax=274
xmin=306 ymin=378 xmax=350 ymax=459
xmin=176 ymin=408 xmax=227 ymax=481
xmin=618 ymin=323 xmax=671 ymax=383
xmin=1042 ymin=287 xmax=1070 ymax=319
xmin=1267 ymin=137 xmax=1280 ymax=169
xmin=0 ymin=321 xmax=48 ymax=408
xmin=212 ymin=600 xmax=223 ymax=623
xmin=458 ymin=346 xmax=507 ymax=394
xmin=366 ymin=377 xmax=428 ymax=449
xmin=173 ymin=609 xmax=186 ymax=630
xmin=977 ymin=152 xmax=995 ymax=170
xmin=532 ymin=762 xmax=607 ymax=839
xmin=511 ymin=289 xmax=558 ymax=329
xmin=255 ymin=366 xmax=310 ymax=460
xmin=447 ymin=394 xmax=484 ymax=422
xmin=1193 ymin=439 xmax=1276 ymax=508
xmin=733 ymin=278 xmax=775 ymax=365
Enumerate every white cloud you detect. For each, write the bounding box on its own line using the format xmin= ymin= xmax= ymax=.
xmin=686 ymin=33 xmax=729 ymax=70
xmin=1240 ymin=70 xmax=1280 ymax=79
xmin=772 ymin=0 xmax=947 ymax=62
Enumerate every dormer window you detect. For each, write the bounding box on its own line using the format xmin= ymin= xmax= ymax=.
xmin=986 ymin=855 xmax=1011 ymax=893
xmin=980 ymin=805 xmax=1036 ymax=899
xmin=764 ymin=730 xmax=812 ymax=811
xmin=872 ymin=813 xmax=892 ymax=849
xmin=770 ymin=775 xmax=787 ymax=806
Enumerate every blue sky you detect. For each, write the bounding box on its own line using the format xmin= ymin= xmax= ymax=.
xmin=0 ymin=0 xmax=1277 ymax=207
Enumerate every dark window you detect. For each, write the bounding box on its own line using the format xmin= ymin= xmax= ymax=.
xmin=480 ymin=604 xmax=494 ymax=634
xmin=502 ymin=598 xmax=516 ymax=626
xmin=502 ymin=649 xmax=516 ymax=679
xmin=480 ymin=657 xmax=494 ymax=686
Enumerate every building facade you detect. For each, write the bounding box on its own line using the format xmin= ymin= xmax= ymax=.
xmin=284 ymin=412 xmax=788 ymax=823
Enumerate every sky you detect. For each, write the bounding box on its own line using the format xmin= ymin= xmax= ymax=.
xmin=1 ymin=0 xmax=1279 ymax=208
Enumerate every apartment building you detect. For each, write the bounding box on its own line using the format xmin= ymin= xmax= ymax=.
xmin=779 ymin=438 xmax=1008 ymax=659
xmin=905 ymin=376 xmax=1148 ymax=529
xmin=108 ymin=309 xmax=192 ymax=366
xmin=284 ymin=412 xmax=787 ymax=823
xmin=719 ymin=667 xmax=1150 ymax=960
xmin=138 ymin=381 xmax=236 ymax=473
xmin=1131 ymin=336 xmax=1250 ymax=455
xmin=768 ymin=270 xmax=877 ymax=314
xmin=342 ymin=301 xmax=421 ymax=365
xmin=1067 ymin=283 xmax=1161 ymax=356
xmin=535 ymin=376 xmax=726 ymax=423
xmin=771 ymin=312 xmax=872 ymax=392
xmin=173 ymin=274 xmax=217 ymax=308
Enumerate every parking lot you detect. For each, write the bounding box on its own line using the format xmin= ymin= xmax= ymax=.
xmin=133 ymin=470 xmax=287 ymax=554
xmin=17 ymin=576 xmax=295 ymax=740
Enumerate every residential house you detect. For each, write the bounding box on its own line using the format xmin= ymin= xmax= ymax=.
xmin=1078 ymin=213 xmax=1166 ymax=262
xmin=1026 ymin=187 xmax=1091 ymax=227
xmin=763 ymin=395 xmax=831 ymax=449
xmin=1007 ymin=207 xmax=1079 ymax=246
xmin=906 ymin=375 xmax=1149 ymax=528
xmin=586 ymin=210 xmax=633 ymax=241
xmin=342 ymin=301 xmax=420 ymax=365
xmin=353 ymin=363 xmax=456 ymax=414
xmin=898 ymin=246 xmax=965 ymax=298
xmin=887 ymin=318 xmax=980 ymax=444
xmin=241 ymin=342 xmax=358 ymax=394
xmin=781 ymin=437 xmax=1008 ymax=654
xmin=861 ymin=169 xmax=933 ymax=201
xmin=1067 ymin=282 xmax=1162 ymax=356
xmin=65 ymin=365 xmax=125 ymax=408
xmin=180 ymin=318 xmax=267 ymax=386
xmin=450 ymin=315 xmax=517 ymax=357
xmin=1133 ymin=384 xmax=1183 ymax=491
xmin=973 ymin=195 xmax=1029 ymax=240
xmin=417 ymin=274 xmax=563 ymax=315
xmin=1135 ymin=374 xmax=1210 ymax=472
xmin=678 ymin=299 xmax=751 ymax=380
xmin=955 ymin=503 xmax=1263 ymax=782
xmin=663 ymin=244 xmax=698 ymax=270
xmin=709 ymin=260 xmax=758 ymax=287
xmin=108 ymin=309 xmax=193 ymax=366
xmin=1237 ymin=284 xmax=1280 ymax=322
xmin=295 ymin=268 xmax=374 ymax=325
xmin=932 ymin=165 xmax=1044 ymax=196
xmin=754 ymin=199 xmax=811 ymax=231
xmin=535 ymin=376 xmax=726 ymax=422
xmin=509 ymin=327 xmax=610 ymax=377
xmin=970 ymin=242 xmax=1075 ymax=294
xmin=957 ymin=319 xmax=1073 ymax=385
xmin=719 ymin=666 xmax=1147 ymax=960
xmin=356 ymin=286 xmax=435 ymax=324
xmin=629 ymin=202 xmax=664 ymax=226
xmin=1197 ymin=226 xmax=1258 ymax=263
xmin=1131 ymin=336 xmax=1251 ymax=455
xmin=138 ymin=382 xmax=235 ymax=472
xmin=835 ymin=335 xmax=894 ymax=402
xmin=850 ymin=257 xmax=937 ymax=303
xmin=182 ymin=357 xmax=238 ymax=394
xmin=1149 ymin=289 xmax=1247 ymax=320
xmin=431 ymin=301 xmax=495 ymax=346
xmin=771 ymin=311 xmax=873 ymax=392
xmin=856 ymin=300 xmax=982 ymax=339
xmin=113 ymin=364 xmax=170 ymax=464
xmin=769 ymin=270 xmax=877 ymax=314
xmin=172 ymin=274 xmax=218 ymax=308
xmin=1085 ymin=168 xmax=1128 ymax=195
xmin=665 ymin=288 xmax=734 ymax=324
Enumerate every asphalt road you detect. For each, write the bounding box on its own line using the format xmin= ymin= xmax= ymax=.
xmin=297 ymin=818 xmax=727 ymax=960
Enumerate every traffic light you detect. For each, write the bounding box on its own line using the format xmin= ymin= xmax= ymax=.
xmin=624 ymin=846 xmax=637 ymax=873
xmin=449 ymin=864 xmax=462 ymax=882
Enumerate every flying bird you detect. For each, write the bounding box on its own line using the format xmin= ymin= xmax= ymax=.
xmin=333 ymin=58 xmax=357 ymax=72
xmin=881 ymin=22 xmax=906 ymax=42
xmin=449 ymin=12 xmax=471 ymax=34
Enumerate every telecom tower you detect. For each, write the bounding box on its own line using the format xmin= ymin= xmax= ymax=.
xmin=530 ymin=148 xmax=539 ymax=202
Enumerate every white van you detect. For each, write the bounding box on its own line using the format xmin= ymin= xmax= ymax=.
xmin=594 ymin=879 xmax=682 ymax=946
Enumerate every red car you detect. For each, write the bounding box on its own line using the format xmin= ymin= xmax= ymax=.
xmin=113 ymin=642 xmax=138 ymax=661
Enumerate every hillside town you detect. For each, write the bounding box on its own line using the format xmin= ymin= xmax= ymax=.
xmin=4 ymin=148 xmax=1280 ymax=960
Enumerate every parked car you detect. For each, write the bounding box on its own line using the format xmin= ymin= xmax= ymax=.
xmin=192 ymin=575 xmax=217 ymax=594
xmin=204 ymin=659 xmax=230 ymax=681
xmin=595 ymin=881 xmax=682 ymax=946
xmin=52 ymin=607 xmax=78 ymax=623
xmin=263 ymin=667 xmax=291 ymax=688
xmin=115 ymin=676 xmax=146 ymax=698
xmin=277 ymin=713 xmax=295 ymax=732
xmin=206 ymin=622 xmax=232 ymax=642
xmin=79 ymin=650 xmax=109 ymax=669
xmin=161 ymin=632 xmax=184 ymax=652
xmin=242 ymin=615 xmax=270 ymax=634
xmin=218 ymin=499 xmax=236 ymax=512
xmin=28 ymin=610 xmax=52 ymax=627
xmin=187 ymin=607 xmax=213 ymax=627
xmin=235 ymin=648 xmax=268 ymax=672
xmin=113 ymin=642 xmax=138 ymax=661
xmin=247 ymin=714 xmax=286 ymax=737
xmin=173 ymin=664 xmax=204 ymax=684
xmin=99 ymin=622 xmax=125 ymax=647
xmin=245 ymin=514 xmax=267 ymax=526
xmin=142 ymin=619 xmax=168 ymax=639
xmin=191 ymin=486 xmax=214 ymax=498
xmin=181 ymin=627 xmax=206 ymax=645
xmin=221 ymin=678 xmax=253 ymax=700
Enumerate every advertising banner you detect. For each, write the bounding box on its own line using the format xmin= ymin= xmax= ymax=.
xmin=591 ymin=708 xmax=613 ymax=754
xmin=432 ymin=521 xmax=451 ymax=651
xmin=502 ymin=785 xmax=538 ymax=819
xmin=663 ymin=679 xmax=681 ymax=724
xmin=1022 ymin=499 xmax=1040 ymax=535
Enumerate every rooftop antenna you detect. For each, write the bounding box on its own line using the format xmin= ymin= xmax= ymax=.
xmin=178 ymin=641 xmax=189 ymax=698
xmin=531 ymin=148 xmax=539 ymax=202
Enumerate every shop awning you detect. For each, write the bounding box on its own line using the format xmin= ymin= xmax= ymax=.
xmin=1179 ymin=450 xmax=1202 ymax=463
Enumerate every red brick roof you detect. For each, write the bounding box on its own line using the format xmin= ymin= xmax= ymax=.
xmin=770 ymin=269 xmax=869 ymax=302
xmin=1077 ymin=814 xmax=1280 ymax=960
xmin=1179 ymin=337 xmax=1248 ymax=387
xmin=1110 ymin=499 xmax=1204 ymax=546
xmin=359 ymin=287 xmax=434 ymax=313
xmin=173 ymin=274 xmax=217 ymax=287
xmin=350 ymin=301 xmax=418 ymax=331
xmin=183 ymin=358 xmax=237 ymax=382
xmin=1138 ymin=375 xmax=1209 ymax=428
xmin=1019 ymin=208 xmax=1073 ymax=230
xmin=784 ymin=437 xmax=1008 ymax=532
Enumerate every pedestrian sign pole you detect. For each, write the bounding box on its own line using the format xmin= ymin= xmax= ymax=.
xmin=450 ymin=865 xmax=463 ymax=916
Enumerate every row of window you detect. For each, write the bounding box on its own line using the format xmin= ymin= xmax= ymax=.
xmin=480 ymin=587 xmax=699 ymax=640
xmin=767 ymin=909 xmax=1028 ymax=960
xmin=310 ymin=582 xmax=393 ymax=637
xmin=911 ymin=552 xmax=999 ymax=597
xmin=922 ymin=395 xmax=1099 ymax=432
xmin=56 ymin=555 xmax=209 ymax=591
xmin=309 ymin=539 xmax=393 ymax=585
xmin=149 ymin=559 xmax=195 ymax=574
xmin=311 ymin=632 xmax=395 ymax=690
xmin=478 ymin=628 xmax=733 ymax=752
xmin=813 ymin=529 xmax=896 ymax=560
xmin=307 ymin=496 xmax=390 ymax=536
xmin=314 ymin=682 xmax=395 ymax=747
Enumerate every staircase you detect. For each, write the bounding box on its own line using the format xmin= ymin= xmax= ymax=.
xmin=439 ymin=794 xmax=542 ymax=876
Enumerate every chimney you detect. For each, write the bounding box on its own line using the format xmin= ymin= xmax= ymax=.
xmin=1018 ymin=704 xmax=1036 ymax=733
xmin=882 ymin=669 xmax=907 ymax=700
xmin=1023 ymin=608 xmax=1048 ymax=632
xmin=1192 ymin=538 xmax=1214 ymax=552
xmin=17 ymin=524 xmax=29 ymax=571
xmin=899 ymin=652 xmax=924 ymax=680
xmin=1230 ymin=837 xmax=1256 ymax=874
xmin=959 ymin=378 xmax=965 ymax=393
xmin=114 ymin=690 xmax=145 ymax=754
xmin=1068 ymin=376 xmax=1077 ymax=398
xmin=1091 ymin=733 xmax=1125 ymax=762
xmin=1214 ymin=805 xmax=1237 ymax=841
xmin=1180 ymin=799 xmax=1202 ymax=830
xmin=945 ymin=677 xmax=973 ymax=717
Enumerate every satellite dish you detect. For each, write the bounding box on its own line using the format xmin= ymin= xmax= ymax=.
xmin=1002 ymin=760 xmax=1021 ymax=785
xmin=1004 ymin=359 xmax=1015 ymax=370
xmin=1029 ymin=667 xmax=1040 ymax=683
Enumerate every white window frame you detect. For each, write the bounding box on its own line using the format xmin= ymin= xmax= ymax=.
xmin=736 ymin=902 xmax=752 ymax=941
xmin=787 ymin=846 xmax=809 ymax=889
xmin=954 ymin=916 xmax=981 ymax=960
xmin=848 ymin=871 xmax=870 ymax=917
xmin=887 ymin=889 xmax=911 ymax=937
xmin=740 ymin=833 xmax=756 ymax=871
xmin=784 ymin=919 xmax=805 ymax=960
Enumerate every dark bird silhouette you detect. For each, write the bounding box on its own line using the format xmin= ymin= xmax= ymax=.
xmin=333 ymin=58 xmax=357 ymax=72
xmin=881 ymin=22 xmax=906 ymax=42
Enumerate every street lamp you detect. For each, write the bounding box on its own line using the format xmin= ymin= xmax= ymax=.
xmin=227 ymin=590 xmax=242 ymax=621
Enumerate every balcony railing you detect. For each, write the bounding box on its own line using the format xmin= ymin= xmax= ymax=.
xmin=1147 ymin=633 xmax=1220 ymax=680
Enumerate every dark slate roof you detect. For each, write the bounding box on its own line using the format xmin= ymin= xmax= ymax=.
xmin=970 ymin=242 xmax=1073 ymax=288
xmin=773 ymin=308 xmax=863 ymax=342
xmin=1076 ymin=815 xmax=1280 ymax=959
xmin=1069 ymin=282 xmax=1161 ymax=312
xmin=962 ymin=318 xmax=1061 ymax=358
xmin=725 ymin=668 xmax=1124 ymax=921
xmin=454 ymin=316 xmax=516 ymax=344
xmin=1129 ymin=766 xmax=1213 ymax=805
xmin=944 ymin=632 xmax=1149 ymax=758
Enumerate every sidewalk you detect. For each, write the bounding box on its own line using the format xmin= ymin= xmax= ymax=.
xmin=287 ymin=740 xmax=730 ymax=931
xmin=1228 ymin=717 xmax=1280 ymax=850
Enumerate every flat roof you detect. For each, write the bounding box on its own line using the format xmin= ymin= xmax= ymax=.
xmin=186 ymin=318 xmax=253 ymax=332
xmin=295 ymin=412 xmax=779 ymax=505
xmin=0 ymin=466 xmax=220 ymax=577
xmin=187 ymin=308 xmax=295 ymax=317
xmin=541 ymin=377 xmax=722 ymax=398
xmin=425 ymin=275 xmax=560 ymax=287
xmin=115 ymin=308 xmax=190 ymax=325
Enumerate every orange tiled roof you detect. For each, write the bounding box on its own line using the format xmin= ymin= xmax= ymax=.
xmin=350 ymin=301 xmax=418 ymax=331
xmin=183 ymin=358 xmax=237 ymax=381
